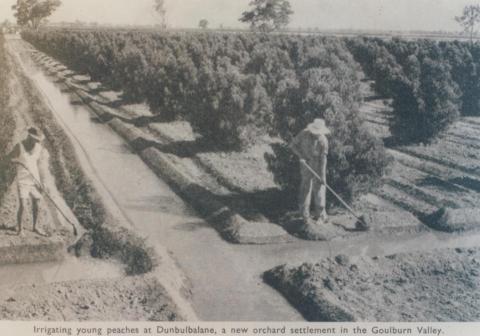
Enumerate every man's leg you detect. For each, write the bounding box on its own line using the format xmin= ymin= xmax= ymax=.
xmin=299 ymin=175 xmax=313 ymax=221
xmin=16 ymin=196 xmax=24 ymax=235
xmin=31 ymin=196 xmax=48 ymax=237
xmin=313 ymin=181 xmax=327 ymax=222
xmin=311 ymin=154 xmax=328 ymax=222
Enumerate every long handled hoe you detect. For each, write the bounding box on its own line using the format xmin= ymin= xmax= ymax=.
xmin=13 ymin=161 xmax=78 ymax=236
xmin=300 ymin=160 xmax=370 ymax=231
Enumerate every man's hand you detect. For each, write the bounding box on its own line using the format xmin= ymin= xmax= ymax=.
xmin=300 ymin=159 xmax=326 ymax=184
xmin=35 ymin=181 xmax=45 ymax=193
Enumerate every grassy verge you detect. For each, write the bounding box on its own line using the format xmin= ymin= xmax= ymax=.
xmin=0 ymin=34 xmax=16 ymax=204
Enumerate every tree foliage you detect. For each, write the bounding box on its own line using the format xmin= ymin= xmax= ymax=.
xmin=23 ymin=29 xmax=390 ymax=201
xmin=439 ymin=41 xmax=480 ymax=116
xmin=199 ymin=19 xmax=209 ymax=29
xmin=11 ymin=0 xmax=61 ymax=29
xmin=456 ymin=4 xmax=480 ymax=43
xmin=348 ymin=38 xmax=465 ymax=144
xmin=239 ymin=0 xmax=293 ymax=33
xmin=153 ymin=0 xmax=167 ymax=29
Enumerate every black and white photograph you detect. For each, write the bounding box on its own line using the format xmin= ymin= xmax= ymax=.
xmin=0 ymin=0 xmax=480 ymax=325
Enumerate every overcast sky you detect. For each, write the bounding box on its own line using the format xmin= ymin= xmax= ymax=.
xmin=0 ymin=0 xmax=473 ymax=31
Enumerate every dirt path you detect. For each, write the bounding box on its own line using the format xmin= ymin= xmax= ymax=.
xmin=9 ymin=37 xmax=480 ymax=321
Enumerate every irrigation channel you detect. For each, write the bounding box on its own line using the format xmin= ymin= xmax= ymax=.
xmin=7 ymin=35 xmax=480 ymax=321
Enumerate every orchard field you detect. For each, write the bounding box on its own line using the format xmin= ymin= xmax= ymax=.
xmin=21 ymin=29 xmax=480 ymax=229
xmin=4 ymin=27 xmax=480 ymax=321
xmin=22 ymin=29 xmax=390 ymax=202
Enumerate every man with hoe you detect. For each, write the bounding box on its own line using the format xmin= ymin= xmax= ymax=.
xmin=289 ymin=118 xmax=330 ymax=226
xmin=6 ymin=127 xmax=49 ymax=236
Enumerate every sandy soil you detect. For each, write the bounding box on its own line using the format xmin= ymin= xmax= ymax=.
xmin=265 ymin=247 xmax=480 ymax=322
xmin=0 ymin=275 xmax=181 ymax=321
xmin=197 ymin=143 xmax=279 ymax=193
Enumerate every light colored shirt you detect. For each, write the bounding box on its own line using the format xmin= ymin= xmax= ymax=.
xmin=290 ymin=130 xmax=328 ymax=181
xmin=290 ymin=130 xmax=328 ymax=161
xmin=17 ymin=142 xmax=43 ymax=186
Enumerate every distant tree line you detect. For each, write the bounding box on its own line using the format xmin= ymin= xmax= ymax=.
xmin=239 ymin=0 xmax=293 ymax=33
xmin=456 ymin=4 xmax=480 ymax=43
xmin=11 ymin=0 xmax=61 ymax=30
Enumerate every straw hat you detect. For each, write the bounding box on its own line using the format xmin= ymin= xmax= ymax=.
xmin=26 ymin=127 xmax=45 ymax=142
xmin=306 ymin=118 xmax=331 ymax=135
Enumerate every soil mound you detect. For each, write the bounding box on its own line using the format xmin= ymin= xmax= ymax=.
xmin=281 ymin=213 xmax=351 ymax=241
xmin=424 ymin=207 xmax=480 ymax=232
xmin=265 ymin=247 xmax=480 ymax=321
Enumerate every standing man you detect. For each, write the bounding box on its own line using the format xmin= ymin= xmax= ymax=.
xmin=7 ymin=127 xmax=48 ymax=236
xmin=289 ymin=119 xmax=331 ymax=224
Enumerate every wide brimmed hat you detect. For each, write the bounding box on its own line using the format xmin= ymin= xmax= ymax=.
xmin=306 ymin=119 xmax=331 ymax=135
xmin=27 ymin=127 xmax=45 ymax=142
